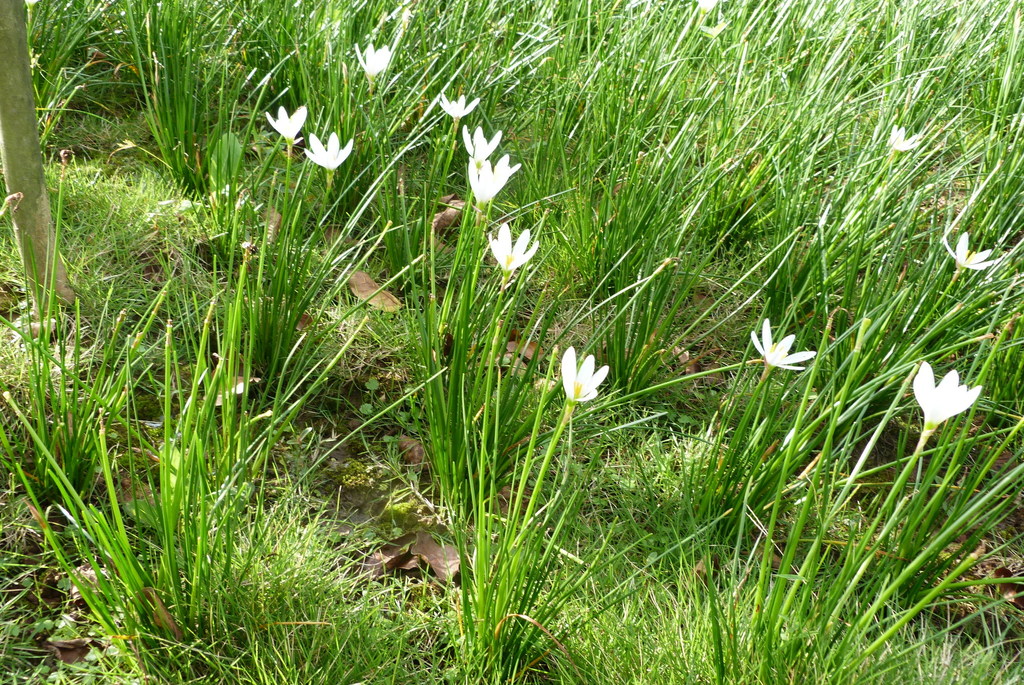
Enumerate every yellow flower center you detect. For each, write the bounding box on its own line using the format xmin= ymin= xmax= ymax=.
xmin=573 ymin=381 xmax=584 ymax=398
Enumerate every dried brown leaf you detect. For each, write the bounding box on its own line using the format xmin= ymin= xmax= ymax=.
xmin=36 ymin=570 xmax=65 ymax=607
xmin=69 ymin=564 xmax=99 ymax=605
xmin=667 ymin=346 xmax=702 ymax=375
xmin=363 ymin=532 xmax=459 ymax=583
xmin=362 ymin=533 xmax=420 ymax=578
xmin=385 ymin=549 xmax=419 ymax=572
xmin=504 ymin=330 xmax=540 ymax=373
xmin=398 ymin=436 xmax=426 ymax=466
xmin=349 ymin=271 xmax=402 ymax=312
xmin=380 ymin=534 xmax=418 ymax=564
xmin=265 ymin=206 xmax=282 ymax=242
xmin=117 ymin=474 xmax=154 ymax=504
xmin=993 ymin=567 xmax=1024 ymax=609
xmin=496 ymin=484 xmax=532 ymax=516
xmin=44 ymin=638 xmax=101 ymax=664
xmin=140 ymin=587 xmax=183 ymax=640
xmin=137 ymin=249 xmax=167 ymax=282
xmin=701 ymin=360 xmax=725 ymax=385
xmin=26 ymin=502 xmax=49 ymax=532
xmin=322 ymin=226 xmax=345 ymax=244
xmin=432 ymin=195 xmax=466 ymax=234
xmin=506 ymin=339 xmax=539 ymax=362
xmin=770 ymin=553 xmax=788 ymax=572
xmin=411 ymin=532 xmax=460 ymax=583
xmin=0 ymin=281 xmax=19 ymax=317
xmin=694 ymin=557 xmax=710 ymax=586
xmin=27 ymin=317 xmax=57 ymax=340
xmin=691 ymin=291 xmax=715 ymax=311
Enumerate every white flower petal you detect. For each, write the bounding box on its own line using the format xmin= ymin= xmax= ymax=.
xmin=267 ymin=105 xmax=307 ymax=142
xmin=578 ymin=355 xmax=595 ymax=385
xmin=774 ymin=334 xmax=796 ymax=357
xmin=560 ymin=347 xmax=608 ymax=403
xmin=589 ymin=364 xmax=610 ymax=391
xmin=753 ymin=318 xmax=814 ymax=372
xmin=955 ymin=233 xmax=970 ymax=262
xmin=357 ymin=43 xmax=392 ymax=79
xmin=782 ymin=351 xmax=816 ymax=366
xmin=937 ymin=369 xmax=961 ymax=393
xmin=970 ymin=249 xmax=994 ymax=264
xmin=519 ymin=241 xmax=539 ymax=267
xmin=562 ymin=347 xmax=577 ymax=400
xmin=913 ymin=362 xmax=935 ymax=411
xmin=914 ymin=361 xmax=981 ymax=429
xmin=751 ymin=329 xmax=765 ymax=357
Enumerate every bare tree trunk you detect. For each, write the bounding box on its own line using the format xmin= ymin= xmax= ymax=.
xmin=0 ymin=0 xmax=75 ymax=313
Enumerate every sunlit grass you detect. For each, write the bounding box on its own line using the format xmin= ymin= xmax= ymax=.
xmin=2 ymin=0 xmax=1024 ymax=681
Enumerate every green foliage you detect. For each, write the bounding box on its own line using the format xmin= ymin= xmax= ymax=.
xmin=25 ymin=0 xmax=109 ymax=146
xmin=5 ymin=0 xmax=1024 ymax=682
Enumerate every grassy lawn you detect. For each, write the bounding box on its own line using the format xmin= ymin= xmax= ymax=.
xmin=3 ymin=0 xmax=1024 ymax=682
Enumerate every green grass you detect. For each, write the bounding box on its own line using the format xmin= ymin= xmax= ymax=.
xmin=3 ymin=0 xmax=1024 ymax=681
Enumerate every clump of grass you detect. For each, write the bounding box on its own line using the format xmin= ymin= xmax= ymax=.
xmin=4 ymin=0 xmax=1024 ymax=682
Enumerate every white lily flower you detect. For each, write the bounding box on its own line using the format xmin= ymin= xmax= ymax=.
xmin=304 ymin=133 xmax=354 ymax=171
xmin=700 ymin=22 xmax=728 ymax=38
xmin=439 ymin=93 xmax=480 ymax=119
xmin=462 ymin=126 xmax=502 ymax=168
xmin=489 ymin=223 xmax=538 ymax=278
xmin=944 ymin=232 xmax=999 ymax=271
xmin=751 ymin=319 xmax=816 ymax=371
xmin=266 ymin=105 xmax=307 ymax=144
xmin=889 ymin=125 xmax=923 ymax=152
xmin=355 ymin=43 xmax=392 ymax=81
xmin=913 ymin=361 xmax=981 ymax=431
xmin=561 ymin=347 xmax=609 ymax=404
xmin=468 ymin=154 xmax=520 ymax=205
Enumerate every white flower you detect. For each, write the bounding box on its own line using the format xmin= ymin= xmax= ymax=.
xmin=439 ymin=93 xmax=480 ymax=119
xmin=266 ymin=105 xmax=307 ymax=144
xmin=944 ymin=232 xmax=999 ymax=271
xmin=355 ymin=43 xmax=392 ymax=80
xmin=462 ymin=126 xmax=502 ymax=168
xmin=304 ymin=133 xmax=354 ymax=170
xmin=697 ymin=0 xmax=720 ymax=11
xmin=489 ymin=223 xmax=538 ymax=277
xmin=913 ymin=361 xmax=982 ymax=431
xmin=889 ymin=125 xmax=923 ymax=152
xmin=751 ymin=319 xmax=816 ymax=371
xmin=561 ymin=347 xmax=609 ymax=404
xmin=700 ymin=22 xmax=728 ymax=38
xmin=468 ymin=154 xmax=520 ymax=204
